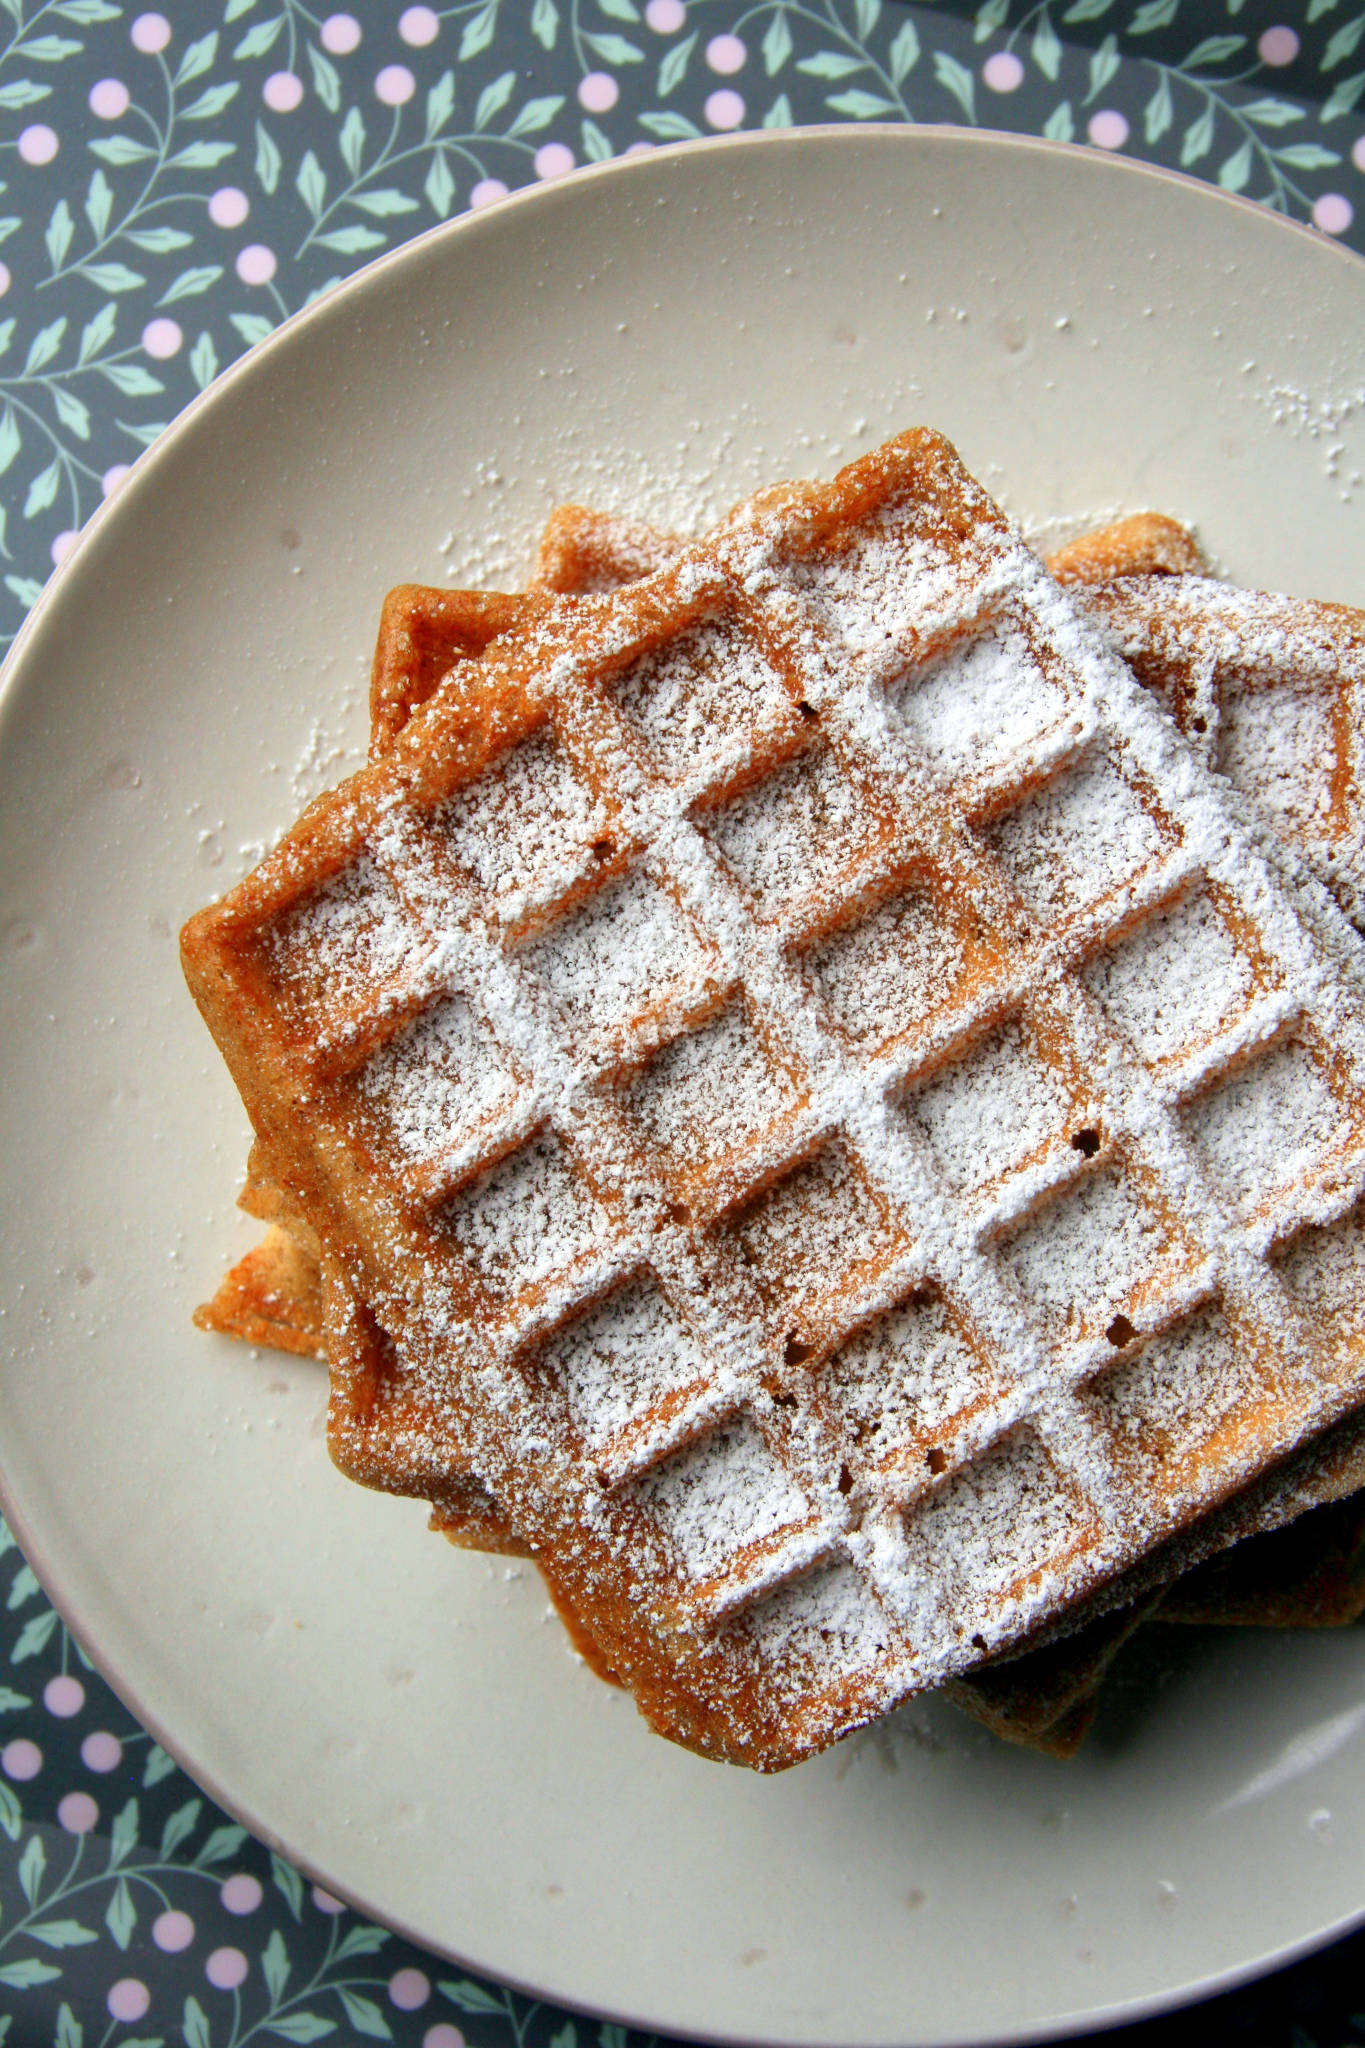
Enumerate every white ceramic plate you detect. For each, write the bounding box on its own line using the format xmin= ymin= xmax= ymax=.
xmin=3 ymin=129 xmax=1365 ymax=2048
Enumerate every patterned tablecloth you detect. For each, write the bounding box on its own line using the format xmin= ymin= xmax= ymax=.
xmin=3 ymin=1 xmax=1365 ymax=2042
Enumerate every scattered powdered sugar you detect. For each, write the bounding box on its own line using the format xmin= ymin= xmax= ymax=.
xmin=441 ymin=1131 xmax=610 ymax=1297
xmin=802 ymin=520 xmax=973 ymax=666
xmin=705 ymin=745 xmax=871 ymax=919
xmin=1086 ymin=1303 xmax=1251 ymax=1482
xmin=727 ymin=1141 xmax=892 ymax=1317
xmin=636 ymin=1413 xmax=809 ymax=1581
xmin=889 ymin=622 xmax=1066 ymax=779
xmin=1216 ymin=682 xmax=1335 ymax=839
xmin=907 ymin=1019 xmax=1072 ymax=1192
xmin=986 ymin=750 xmax=1164 ymax=923
xmin=543 ymin=1275 xmax=709 ymax=1448
xmin=1276 ymin=1197 xmax=1365 ymax=1326
xmin=1184 ymin=1037 xmax=1346 ymax=1214
xmin=358 ymin=995 xmax=519 ymax=1165
xmin=744 ymin=1558 xmax=892 ymax=1672
xmin=1083 ymin=888 xmax=1254 ymax=1065
xmin=269 ymin=856 xmax=422 ymax=1015
xmin=804 ymin=887 xmax=968 ymax=1048
xmin=625 ymin=1002 xmax=794 ymax=1175
xmin=820 ymin=1290 xmax=989 ymax=1469
xmin=611 ymin=613 xmax=791 ymax=779
xmin=436 ymin=729 xmax=607 ymax=912
xmin=519 ymin=870 xmax=711 ymax=1041
xmin=1002 ymin=1168 xmax=1173 ymax=1331
xmin=903 ymin=1428 xmax=1094 ymax=1607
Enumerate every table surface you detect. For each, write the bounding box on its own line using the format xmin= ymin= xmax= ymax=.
xmin=3 ymin=2 xmax=1365 ymax=2043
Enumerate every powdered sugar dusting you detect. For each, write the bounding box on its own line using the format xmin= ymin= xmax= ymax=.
xmin=889 ymin=621 xmax=1066 ymax=778
xmin=1185 ymin=1037 xmax=1346 ymax=1214
xmin=908 ymin=1018 xmax=1073 ymax=1191
xmin=1276 ymin=1198 xmax=1365 ymax=1328
xmin=544 ymin=1275 xmax=709 ymax=1447
xmin=805 ymin=887 xmax=971 ymax=1049
xmin=1084 ymin=889 xmax=1255 ymax=1065
xmin=706 ymin=745 xmax=873 ymax=919
xmin=611 ymin=613 xmax=792 ymax=779
xmin=987 ymin=750 xmax=1165 ymax=922
xmin=1086 ymin=1302 xmax=1256 ymax=1486
xmin=744 ymin=1559 xmax=891 ymax=1672
xmin=520 ymin=870 xmax=712 ymax=1040
xmin=820 ymin=1289 xmax=990 ymax=1472
xmin=437 ymin=729 xmax=607 ymax=913
xmin=269 ymin=856 xmax=421 ymax=1015
xmin=441 ymin=1132 xmax=611 ymax=1297
xmin=1003 ymin=1168 xmax=1174 ymax=1333
xmin=904 ymin=1428 xmax=1095 ymax=1609
xmin=637 ymin=1414 xmax=810 ymax=1580
xmin=626 ymin=1002 xmax=795 ymax=1175
xmin=359 ymin=995 xmax=519 ymax=1164
xmin=1216 ymin=682 xmax=1335 ymax=839
xmin=727 ymin=1142 xmax=893 ymax=1318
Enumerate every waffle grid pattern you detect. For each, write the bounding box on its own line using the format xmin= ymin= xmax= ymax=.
xmin=186 ymin=435 xmax=1365 ymax=1765
xmin=1090 ymin=576 xmax=1365 ymax=925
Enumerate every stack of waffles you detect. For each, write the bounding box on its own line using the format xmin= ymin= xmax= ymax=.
xmin=183 ymin=430 xmax=1365 ymax=1769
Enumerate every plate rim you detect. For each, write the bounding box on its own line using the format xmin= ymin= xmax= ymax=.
xmin=3 ymin=122 xmax=1365 ymax=2048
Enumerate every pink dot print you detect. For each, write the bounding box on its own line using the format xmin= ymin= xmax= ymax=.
xmin=704 ymin=88 xmax=744 ymax=129
xmin=44 ymin=1674 xmax=85 ymax=1718
xmin=982 ymin=51 xmax=1023 ymax=92
xmin=624 ymin=139 xmax=655 ymax=155
xmin=470 ymin=177 xmax=508 ymax=207
xmin=1258 ymin=25 xmax=1299 ymax=66
xmin=321 ymin=13 xmax=361 ymax=53
xmin=578 ymin=71 xmax=618 ymax=112
xmin=236 ymin=243 xmax=277 ymax=285
xmin=2 ymin=1740 xmax=41 ymax=1782
xmin=141 ymin=318 xmax=182 ymax=360
xmin=311 ymin=1885 xmax=346 ymax=1914
xmin=0 ymin=262 xmax=9 ymax=297
xmin=206 ymin=1947 xmax=249 ymax=1990
xmin=58 ymin=1790 xmax=99 ymax=1833
xmin=646 ymin=0 xmax=685 ymax=29
xmin=153 ymin=1909 xmax=195 ymax=1952
xmin=89 ymin=78 xmax=130 ymax=119
xmin=51 ymin=530 xmax=79 ymax=565
xmin=375 ymin=63 xmax=416 ymax=104
xmin=389 ymin=1968 xmax=431 ymax=2010
xmin=107 ymin=1980 xmax=150 ymax=2023
xmin=1087 ymin=109 xmax=1129 ymax=149
xmin=424 ymin=2029 xmax=467 ymax=2048
xmin=400 ymin=5 xmax=440 ymax=44
xmin=1314 ymin=192 xmax=1354 ymax=235
xmin=209 ymin=186 xmax=249 ymax=228
xmin=19 ymin=125 xmax=59 ymax=165
xmin=220 ymin=1873 xmax=263 ymax=1914
xmin=535 ymin=141 xmax=575 ymax=178
xmin=130 ymin=11 xmax=171 ymax=53
xmin=81 ymin=1730 xmax=124 ymax=1771
xmin=102 ymin=464 xmax=131 ymax=497
xmin=263 ymin=71 xmax=303 ymax=112
xmin=1355 ymin=135 xmax=1365 ymax=172
xmin=706 ymin=32 xmax=746 ymax=73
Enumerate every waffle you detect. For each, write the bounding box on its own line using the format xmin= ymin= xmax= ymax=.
xmin=1086 ymin=576 xmax=1365 ymax=926
xmin=184 ymin=431 xmax=1365 ymax=1769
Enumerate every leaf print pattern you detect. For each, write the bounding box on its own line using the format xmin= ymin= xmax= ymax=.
xmin=2 ymin=0 xmax=1365 ymax=2037
xmin=0 ymin=0 xmax=1363 ymax=650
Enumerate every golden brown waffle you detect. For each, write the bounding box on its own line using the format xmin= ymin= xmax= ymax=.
xmin=184 ymin=431 xmax=1365 ymax=1768
xmin=1087 ymin=576 xmax=1365 ymax=926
